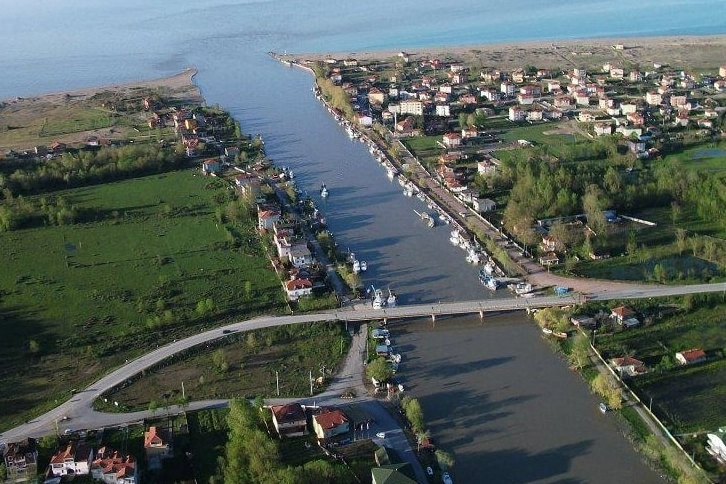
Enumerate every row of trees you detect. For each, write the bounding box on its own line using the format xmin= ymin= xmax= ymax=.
xmin=0 ymin=144 xmax=184 ymax=198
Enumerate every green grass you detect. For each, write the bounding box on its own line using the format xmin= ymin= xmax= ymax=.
xmin=499 ymin=123 xmax=574 ymax=146
xmin=96 ymin=321 xmax=350 ymax=411
xmin=595 ymin=305 xmax=726 ymax=363
xmin=630 ymin=359 xmax=726 ymax=434
xmin=663 ymin=140 xmax=726 ymax=172
xmin=0 ymin=169 xmax=286 ymax=431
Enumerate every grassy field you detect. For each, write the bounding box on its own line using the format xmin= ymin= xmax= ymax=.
xmin=0 ymin=169 xmax=286 ymax=431
xmin=593 ymin=301 xmax=726 ymax=433
xmin=631 ymin=360 xmax=726 ymax=434
xmin=97 ymin=321 xmax=351 ymax=412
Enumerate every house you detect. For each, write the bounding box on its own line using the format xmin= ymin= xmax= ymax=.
xmin=3 ymin=438 xmax=38 ymax=483
xmin=508 ymin=106 xmax=526 ymax=121
xmin=500 ymin=81 xmax=516 ymax=96
xmin=442 ymin=132 xmax=461 ymax=148
xmin=312 ymin=408 xmax=350 ymax=440
xmin=288 ymin=244 xmax=313 ymax=268
xmin=285 ymin=277 xmax=313 ymax=301
xmin=201 ymin=158 xmax=221 ymax=175
xmin=90 ymin=447 xmax=136 ymax=484
xmin=224 ymin=146 xmax=239 ymax=161
xmin=675 ymin=348 xmax=706 ymax=365
xmin=610 ymin=305 xmax=635 ymax=322
xmin=645 ymin=91 xmax=662 ymax=106
xmin=706 ymin=429 xmax=726 ymax=464
xmin=371 ymin=463 xmax=417 ymax=484
xmin=526 ymin=108 xmax=543 ymax=122
xmin=626 ymin=112 xmax=645 ymax=126
xmin=554 ymin=96 xmax=574 ymax=110
xmin=271 ymin=403 xmax=308 ymax=437
xmin=540 ymin=235 xmax=559 ymax=252
xmin=610 ymin=356 xmax=647 ymax=377
xmin=144 ymin=426 xmax=171 ymax=470
xmin=473 ymin=198 xmax=496 ymax=213
xmin=620 ymin=102 xmax=638 ymax=114
xmin=594 ymin=123 xmax=612 ymax=136
xmin=399 ymin=99 xmax=423 ymax=116
xmin=539 ymin=252 xmax=560 ymax=266
xmin=49 ymin=441 xmax=93 ymax=477
xmin=517 ymin=93 xmax=535 ymax=105
xmin=610 ymin=306 xmax=640 ymax=328
xmin=477 ymin=160 xmax=497 ymax=176
xmin=257 ymin=206 xmax=281 ymax=231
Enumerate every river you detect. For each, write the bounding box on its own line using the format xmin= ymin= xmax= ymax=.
xmin=2 ymin=0 xmax=721 ymax=481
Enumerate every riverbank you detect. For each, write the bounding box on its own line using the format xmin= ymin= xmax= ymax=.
xmin=285 ymin=34 xmax=726 ymax=71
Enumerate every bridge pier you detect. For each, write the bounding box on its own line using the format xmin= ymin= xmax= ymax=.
xmin=479 ymin=310 xmax=484 ymax=320
xmin=431 ymin=313 xmax=436 ymax=323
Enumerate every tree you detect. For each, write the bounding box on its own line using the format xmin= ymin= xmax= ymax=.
xmin=582 ymin=184 xmax=608 ymax=235
xmin=675 ymin=228 xmax=687 ymax=255
xmin=148 ymin=399 xmax=159 ymax=414
xmin=366 ymin=357 xmax=393 ymax=383
xmin=212 ymin=349 xmax=229 ymax=373
xmin=533 ymin=307 xmax=569 ymax=332
xmin=402 ymin=398 xmax=425 ymax=433
xmin=435 ymin=449 xmax=455 ymax=470
xmin=568 ymin=333 xmax=590 ymax=370
xmin=591 ymin=374 xmax=622 ymax=410
xmin=416 ymin=429 xmax=431 ymax=451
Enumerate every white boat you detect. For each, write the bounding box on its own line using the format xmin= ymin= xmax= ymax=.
xmin=353 ymin=259 xmax=361 ymax=274
xmin=372 ymin=288 xmax=385 ymax=309
xmin=466 ymin=249 xmax=482 ymax=265
xmin=482 ymin=261 xmax=495 ymax=275
xmin=450 ymin=230 xmax=460 ymax=245
xmin=387 ymin=167 xmax=397 ymax=180
xmin=320 ymin=183 xmax=328 ymax=198
xmin=360 ymin=261 xmax=367 ymax=272
xmin=415 ymin=210 xmax=435 ymax=227
xmin=513 ymin=282 xmax=533 ymax=295
xmin=386 ymin=288 xmax=397 ymax=307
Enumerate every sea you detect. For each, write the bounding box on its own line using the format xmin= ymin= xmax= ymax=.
xmin=2 ymin=1 xmax=723 ymax=481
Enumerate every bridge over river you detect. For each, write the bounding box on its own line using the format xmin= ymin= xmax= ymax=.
xmin=336 ymin=282 xmax=726 ymax=322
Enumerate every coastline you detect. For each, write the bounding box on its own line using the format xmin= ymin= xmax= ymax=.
xmin=286 ymin=33 xmax=726 ymax=70
xmin=0 ymin=68 xmax=201 ymax=105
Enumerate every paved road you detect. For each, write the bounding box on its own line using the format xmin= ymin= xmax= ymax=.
xmin=2 ymin=281 xmax=725 ymax=443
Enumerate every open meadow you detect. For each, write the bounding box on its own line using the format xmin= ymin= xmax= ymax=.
xmin=0 ymin=169 xmax=286 ymax=430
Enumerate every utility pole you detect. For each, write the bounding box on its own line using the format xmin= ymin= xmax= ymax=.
xmin=181 ymin=381 xmax=185 ymax=399
xmin=309 ymin=370 xmax=313 ymax=396
xmin=276 ymin=371 xmax=280 ymax=396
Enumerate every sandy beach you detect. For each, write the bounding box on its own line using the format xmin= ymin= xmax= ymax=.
xmin=290 ymin=34 xmax=726 ymax=71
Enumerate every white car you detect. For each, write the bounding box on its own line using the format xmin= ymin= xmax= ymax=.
xmin=442 ymin=471 xmax=453 ymax=484
xmin=426 ymin=466 xmax=434 ymax=475
xmin=376 ymin=432 xmax=386 ymax=439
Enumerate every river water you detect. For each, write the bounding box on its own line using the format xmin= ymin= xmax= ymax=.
xmin=2 ymin=0 xmax=720 ymax=481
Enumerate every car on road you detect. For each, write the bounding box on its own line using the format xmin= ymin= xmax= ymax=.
xmin=426 ymin=466 xmax=434 ymax=475
xmin=222 ymin=329 xmax=233 ymax=334
xmin=442 ymin=471 xmax=453 ymax=484
xmin=376 ymin=432 xmax=386 ymax=439
xmin=599 ymin=402 xmax=609 ymax=414
xmin=60 ymin=415 xmax=70 ymax=421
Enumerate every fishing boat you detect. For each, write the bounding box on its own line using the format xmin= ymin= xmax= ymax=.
xmin=512 ymin=282 xmax=533 ymax=295
xmin=320 ymin=183 xmax=329 ymax=198
xmin=360 ymin=261 xmax=367 ymax=272
xmin=482 ymin=261 xmax=496 ymax=275
xmin=353 ymin=259 xmax=361 ymax=274
xmin=386 ymin=288 xmax=397 ymax=307
xmin=478 ymin=271 xmax=500 ymax=291
xmin=450 ymin=229 xmax=460 ymax=245
xmin=416 ymin=210 xmax=435 ymax=227
xmin=371 ymin=287 xmax=385 ymax=309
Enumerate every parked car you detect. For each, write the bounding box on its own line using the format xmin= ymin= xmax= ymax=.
xmin=376 ymin=432 xmax=386 ymax=439
xmin=599 ymin=402 xmax=608 ymax=414
xmin=442 ymin=472 xmax=453 ymax=484
xmin=426 ymin=467 xmax=434 ymax=475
